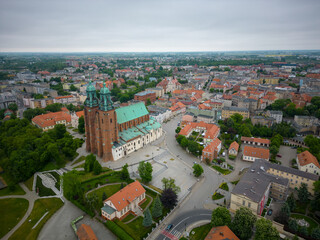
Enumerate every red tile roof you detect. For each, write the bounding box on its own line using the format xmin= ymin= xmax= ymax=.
xmin=32 ymin=111 xmax=71 ymax=128
xmin=243 ymin=146 xmax=270 ymax=160
xmin=179 ymin=122 xmax=219 ymax=140
xmin=55 ymin=95 xmax=74 ymax=100
xmin=76 ymin=110 xmax=84 ymax=118
xmin=241 ymin=137 xmax=270 ymax=145
xmin=229 ymin=141 xmax=239 ymax=152
xmin=203 ymin=138 xmax=221 ymax=153
xmin=205 ymin=226 xmax=239 ymax=240
xmin=76 ymin=224 xmax=98 ymax=240
xmin=105 ymin=181 xmax=145 ymax=212
xmin=297 ymin=150 xmax=320 ymax=168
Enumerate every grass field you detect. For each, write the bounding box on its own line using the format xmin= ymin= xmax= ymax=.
xmin=36 ymin=176 xmax=55 ymax=197
xmin=219 ymin=182 xmax=229 ymax=191
xmin=140 ymin=195 xmax=152 ymax=210
xmin=291 ymin=213 xmax=319 ymax=234
xmin=9 ymin=198 xmax=64 ymax=240
xmin=115 ymin=216 xmax=153 ymax=240
xmin=0 ymin=172 xmax=25 ymax=196
xmin=87 ymin=183 xmax=122 ymax=202
xmin=122 ymin=213 xmax=136 ymax=223
xmin=0 ymin=198 xmax=29 ymax=239
xmin=189 ymin=223 xmax=212 ymax=240
xmin=71 ymin=155 xmax=86 ymax=166
xmin=24 ymin=175 xmax=34 ymax=191
xmin=212 ymin=166 xmax=232 ymax=175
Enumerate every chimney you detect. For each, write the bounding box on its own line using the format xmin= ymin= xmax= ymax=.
xmin=220 ymin=232 xmax=224 ymax=236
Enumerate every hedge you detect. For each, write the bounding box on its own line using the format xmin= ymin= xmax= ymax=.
xmin=104 ymin=220 xmax=134 ymax=240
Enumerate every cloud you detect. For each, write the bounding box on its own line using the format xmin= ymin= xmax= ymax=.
xmin=0 ymin=0 xmax=319 ymax=52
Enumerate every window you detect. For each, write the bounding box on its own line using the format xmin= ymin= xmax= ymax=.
xmin=110 ymin=118 xmax=112 ymax=123
xmin=248 ymin=202 xmax=251 ymax=208
xmin=242 ymin=200 xmax=245 ymax=206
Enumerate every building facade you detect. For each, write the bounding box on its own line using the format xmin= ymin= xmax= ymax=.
xmin=101 ymin=181 xmax=146 ymax=220
xmin=297 ymin=150 xmax=320 ymax=175
xmin=221 ymin=106 xmax=249 ymax=120
xmin=134 ymin=91 xmax=156 ymax=104
xmin=84 ymin=82 xmax=162 ymax=162
xmin=243 ymin=146 xmax=270 ymax=162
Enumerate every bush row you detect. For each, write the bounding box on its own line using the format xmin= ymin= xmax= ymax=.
xmin=104 ymin=220 xmax=134 ymax=240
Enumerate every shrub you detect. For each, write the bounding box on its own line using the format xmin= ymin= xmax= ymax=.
xmin=104 ymin=220 xmax=134 ymax=240
xmin=228 ymin=155 xmax=236 ymax=160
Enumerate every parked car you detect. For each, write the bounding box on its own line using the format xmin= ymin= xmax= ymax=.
xmin=276 ymin=154 xmax=282 ymax=158
xmin=267 ymin=209 xmax=273 ymax=216
xmin=166 ymin=224 xmax=173 ymax=231
xmin=291 ymin=146 xmax=297 ymax=149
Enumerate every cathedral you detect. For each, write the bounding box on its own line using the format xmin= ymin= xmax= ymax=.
xmin=84 ymin=81 xmax=163 ymax=161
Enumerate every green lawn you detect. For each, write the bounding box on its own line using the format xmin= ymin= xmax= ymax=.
xmin=212 ymin=166 xmax=232 ymax=175
xmin=0 ymin=172 xmax=25 ymax=196
xmin=189 ymin=223 xmax=212 ymax=240
xmin=122 ymin=213 xmax=136 ymax=223
xmin=115 ymin=216 xmax=153 ymax=240
xmin=140 ymin=195 xmax=152 ymax=210
xmin=71 ymin=155 xmax=86 ymax=166
xmin=48 ymin=171 xmax=61 ymax=190
xmin=0 ymin=198 xmax=29 ymax=239
xmin=219 ymin=182 xmax=229 ymax=191
xmin=291 ymin=213 xmax=319 ymax=234
xmin=36 ymin=176 xmax=55 ymax=197
xmin=87 ymin=183 xmax=122 ymax=202
xmin=81 ymin=171 xmax=124 ymax=192
xmin=212 ymin=192 xmax=224 ymax=200
xmin=9 ymin=198 xmax=64 ymax=240
xmin=24 ymin=175 xmax=34 ymax=191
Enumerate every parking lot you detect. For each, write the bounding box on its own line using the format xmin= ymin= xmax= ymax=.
xmin=276 ymin=145 xmax=297 ymax=168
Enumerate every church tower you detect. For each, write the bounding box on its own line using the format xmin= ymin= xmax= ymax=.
xmin=96 ymin=82 xmax=118 ymax=161
xmin=84 ymin=81 xmax=99 ymax=154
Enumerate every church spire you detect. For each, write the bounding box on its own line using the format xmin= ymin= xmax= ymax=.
xmin=84 ymin=80 xmax=99 ymax=107
xmin=99 ymin=80 xmax=113 ymax=111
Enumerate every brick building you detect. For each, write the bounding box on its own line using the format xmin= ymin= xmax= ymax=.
xmin=134 ymin=91 xmax=156 ymax=104
xmin=84 ymin=82 xmax=162 ymax=162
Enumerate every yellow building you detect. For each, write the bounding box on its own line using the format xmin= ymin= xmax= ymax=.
xmin=252 ymin=78 xmax=279 ymax=85
xmin=230 ymin=159 xmax=318 ymax=216
xmin=221 ymin=106 xmax=249 ymax=120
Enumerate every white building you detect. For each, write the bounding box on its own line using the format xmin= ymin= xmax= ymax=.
xmin=243 ymin=146 xmax=270 ymax=162
xmin=297 ymin=150 xmax=320 ymax=175
xmin=267 ymin=110 xmax=283 ymax=124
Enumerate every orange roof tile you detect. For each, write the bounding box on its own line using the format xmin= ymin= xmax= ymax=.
xmin=243 ymin=146 xmax=270 ymax=159
xmin=105 ymin=181 xmax=145 ymax=212
xmin=241 ymin=136 xmax=270 ymax=145
xmin=55 ymin=95 xmax=74 ymax=100
xmin=76 ymin=224 xmax=98 ymax=240
xmin=205 ymin=226 xmax=239 ymax=240
xmin=297 ymin=150 xmax=320 ymax=168
xmin=32 ymin=111 xmax=71 ymax=128
xmin=203 ymin=138 xmax=221 ymax=153
xmin=76 ymin=110 xmax=84 ymax=118
xmin=229 ymin=141 xmax=239 ymax=152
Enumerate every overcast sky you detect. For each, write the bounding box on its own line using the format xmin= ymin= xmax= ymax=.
xmin=0 ymin=0 xmax=319 ymax=52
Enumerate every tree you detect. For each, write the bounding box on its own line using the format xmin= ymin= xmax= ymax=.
xmin=161 ymin=177 xmax=181 ymax=193
xmin=45 ymin=103 xmax=62 ymax=112
xmin=138 ymin=161 xmax=153 ymax=183
xmin=181 ymin=138 xmax=188 ymax=148
xmin=299 ymin=226 xmax=308 ymax=237
xmin=85 ymin=154 xmax=96 ymax=172
xmin=70 ymin=84 xmax=78 ymax=91
xmin=277 ymin=202 xmax=290 ymax=224
xmin=231 ymin=113 xmax=243 ymax=124
xmin=211 ymin=207 xmax=231 ymax=227
xmin=311 ymin=227 xmax=320 ymax=240
xmin=62 ymin=170 xmax=83 ymax=200
xmin=146 ymin=98 xmax=151 ymax=106
xmin=78 ymin=116 xmax=85 ymax=134
xmin=152 ymin=196 xmax=163 ymax=218
xmin=288 ymin=219 xmax=298 ymax=232
xmin=187 ymin=141 xmax=200 ymax=155
xmin=192 ymin=164 xmax=204 ymax=177
xmin=175 ymin=127 xmax=181 ymax=134
xmin=269 ymin=145 xmax=279 ymax=156
xmin=93 ymin=160 xmax=102 ymax=175
xmin=298 ymin=183 xmax=310 ymax=203
xmin=102 ymin=192 xmax=107 ymax=201
xmin=142 ymin=208 xmax=152 ymax=227
xmin=8 ymin=103 xmax=18 ymax=112
xmin=254 ymin=218 xmax=279 ymax=240
xmin=120 ymin=164 xmax=130 ymax=181
xmin=160 ymin=188 xmax=178 ymax=209
xmin=241 ymin=127 xmax=252 ymax=137
xmin=54 ymin=124 xmax=67 ymax=139
xmin=231 ymin=207 xmax=256 ymax=240
xmin=286 ymin=193 xmax=296 ymax=212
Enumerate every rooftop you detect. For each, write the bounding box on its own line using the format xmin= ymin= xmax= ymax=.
xmin=115 ymin=102 xmax=149 ymax=124
xmin=205 ymin=226 xmax=239 ymax=240
xmin=243 ymin=146 xmax=270 ymax=159
xmin=297 ymin=150 xmax=320 ymax=169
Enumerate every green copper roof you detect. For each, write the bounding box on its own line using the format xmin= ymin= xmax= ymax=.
xmin=86 ymin=81 xmax=96 ymax=92
xmin=115 ymin=102 xmax=149 ymax=124
xmin=101 ymin=205 xmax=116 ymax=215
xmin=100 ymin=82 xmax=110 ymax=94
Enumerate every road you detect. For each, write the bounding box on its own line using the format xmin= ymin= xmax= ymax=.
xmin=153 ymin=114 xmax=226 ymax=239
xmin=156 ymin=209 xmax=212 ymax=240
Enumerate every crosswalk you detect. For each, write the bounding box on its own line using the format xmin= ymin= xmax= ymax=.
xmin=160 ymin=229 xmax=182 ymax=240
